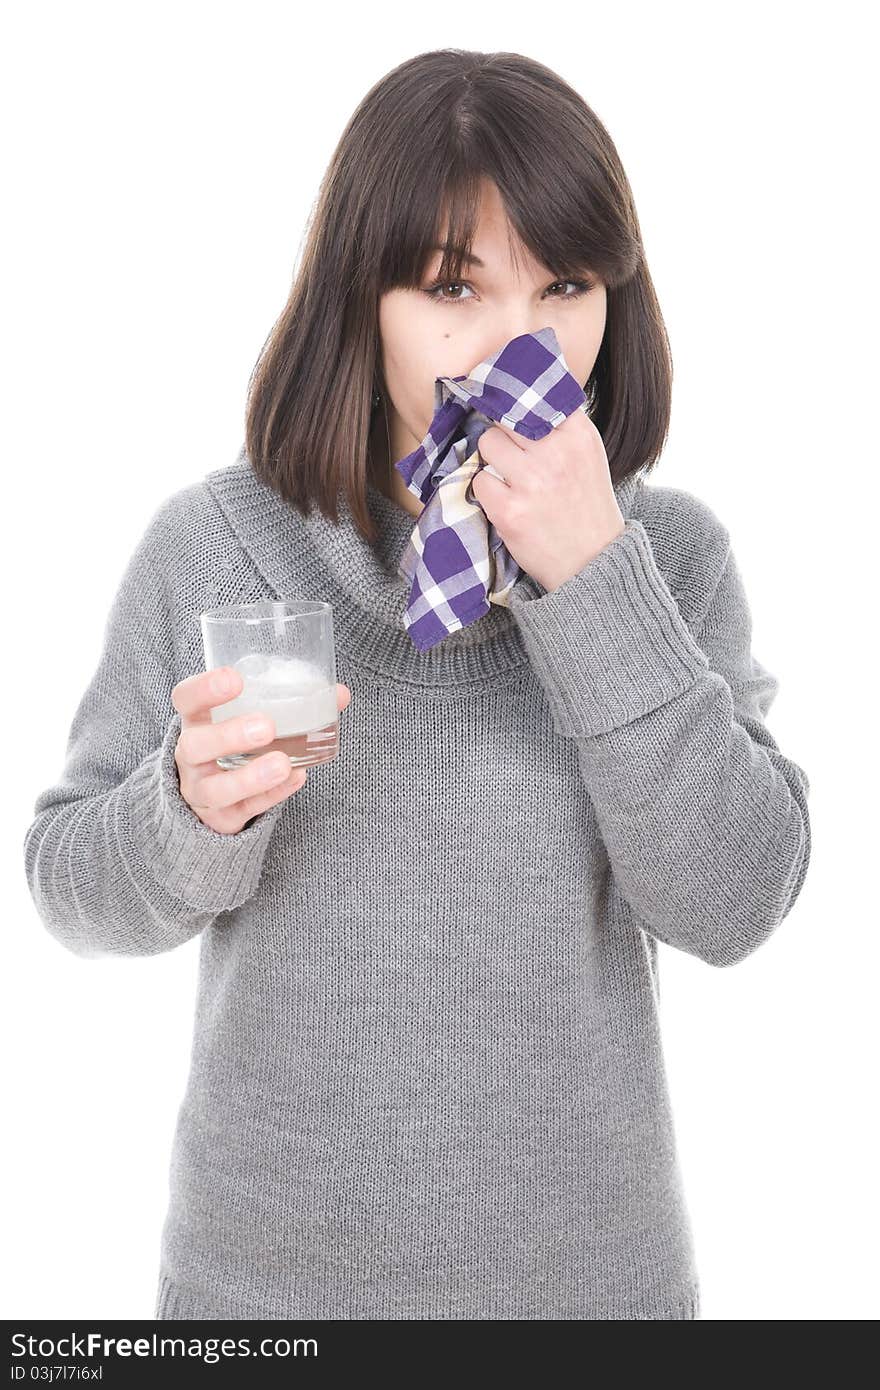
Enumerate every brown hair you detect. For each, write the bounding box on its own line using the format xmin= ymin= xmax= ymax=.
xmin=245 ymin=49 xmax=671 ymax=545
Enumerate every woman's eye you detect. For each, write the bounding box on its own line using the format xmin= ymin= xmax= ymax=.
xmin=423 ymin=281 xmax=476 ymax=304
xmin=423 ymin=278 xmax=593 ymax=306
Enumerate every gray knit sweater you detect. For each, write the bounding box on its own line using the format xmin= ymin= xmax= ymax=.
xmin=23 ymin=449 xmax=811 ymax=1320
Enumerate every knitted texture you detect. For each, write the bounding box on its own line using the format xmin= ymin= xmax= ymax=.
xmin=23 ymin=449 xmax=811 ymax=1320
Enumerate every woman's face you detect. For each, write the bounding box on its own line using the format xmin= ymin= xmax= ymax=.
xmin=373 ymin=178 xmax=607 ymax=510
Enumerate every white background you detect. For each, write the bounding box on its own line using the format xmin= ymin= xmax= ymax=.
xmin=4 ymin=0 xmax=877 ymax=1322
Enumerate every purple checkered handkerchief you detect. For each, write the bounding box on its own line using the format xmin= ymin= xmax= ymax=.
xmin=394 ymin=325 xmax=588 ymax=652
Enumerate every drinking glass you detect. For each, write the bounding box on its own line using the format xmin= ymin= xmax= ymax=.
xmin=200 ymin=601 xmax=339 ymax=770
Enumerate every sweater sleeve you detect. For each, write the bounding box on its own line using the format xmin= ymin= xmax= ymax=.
xmin=507 ymin=516 xmax=811 ymax=968
xmin=22 ymin=497 xmax=285 ymax=960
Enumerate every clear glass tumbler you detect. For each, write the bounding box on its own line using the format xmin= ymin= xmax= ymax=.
xmin=200 ymin=600 xmax=339 ymax=770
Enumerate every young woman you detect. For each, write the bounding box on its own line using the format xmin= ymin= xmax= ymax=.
xmin=24 ymin=49 xmax=811 ymax=1321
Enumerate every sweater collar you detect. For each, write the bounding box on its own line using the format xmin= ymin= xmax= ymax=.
xmin=204 ymin=447 xmax=643 ymax=688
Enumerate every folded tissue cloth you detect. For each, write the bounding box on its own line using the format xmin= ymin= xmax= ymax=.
xmin=394 ymin=325 xmax=589 ymax=652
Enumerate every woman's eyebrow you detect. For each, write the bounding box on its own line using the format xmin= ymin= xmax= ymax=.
xmin=430 ymin=245 xmax=485 ymax=268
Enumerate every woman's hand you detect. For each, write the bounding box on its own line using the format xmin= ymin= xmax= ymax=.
xmin=469 ymin=408 xmax=626 ymax=591
xmin=170 ymin=667 xmax=352 ymax=834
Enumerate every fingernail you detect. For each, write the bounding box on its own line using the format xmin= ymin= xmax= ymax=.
xmin=244 ymin=718 xmax=272 ymax=741
xmin=259 ymin=755 xmax=288 ymax=783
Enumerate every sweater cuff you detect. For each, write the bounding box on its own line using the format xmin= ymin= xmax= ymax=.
xmin=126 ymin=711 xmax=284 ymax=912
xmin=507 ymin=518 xmax=710 ymax=737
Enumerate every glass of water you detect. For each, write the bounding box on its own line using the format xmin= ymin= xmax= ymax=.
xmin=200 ymin=601 xmax=339 ymax=770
